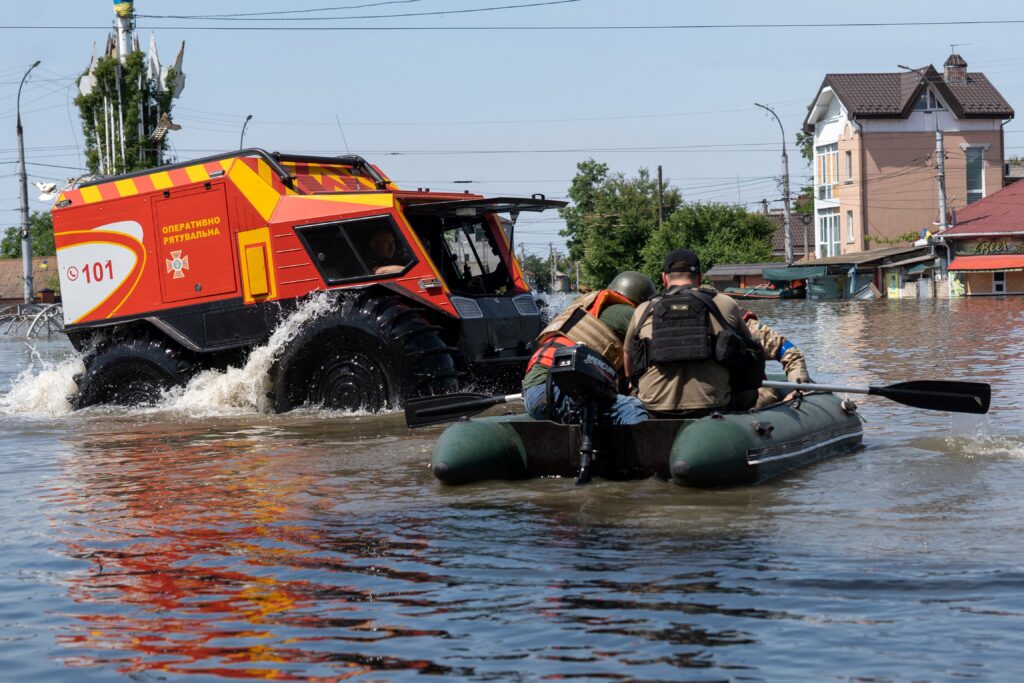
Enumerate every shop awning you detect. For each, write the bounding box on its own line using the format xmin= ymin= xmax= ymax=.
xmin=761 ymin=265 xmax=828 ymax=281
xmin=907 ymin=263 xmax=929 ymax=275
xmin=948 ymin=255 xmax=1024 ymax=272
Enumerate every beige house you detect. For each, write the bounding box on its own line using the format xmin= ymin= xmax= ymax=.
xmin=803 ymin=53 xmax=1014 ymax=258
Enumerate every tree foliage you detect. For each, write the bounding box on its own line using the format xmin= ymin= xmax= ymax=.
xmin=640 ymin=203 xmax=776 ymax=283
xmin=560 ymin=162 xmax=774 ymax=288
xmin=1 ymin=211 xmax=54 ymax=258
xmin=75 ymin=51 xmax=175 ymax=176
xmin=561 ymin=160 xmax=681 ymax=289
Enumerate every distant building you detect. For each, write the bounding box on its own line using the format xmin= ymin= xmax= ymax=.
xmin=0 ymin=257 xmax=56 ymax=304
xmin=803 ymin=52 xmax=1014 ymax=258
xmin=939 ymin=178 xmax=1024 ymax=296
xmin=759 ymin=208 xmax=813 ymax=261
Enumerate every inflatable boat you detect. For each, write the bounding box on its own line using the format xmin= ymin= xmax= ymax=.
xmin=430 ymin=390 xmax=863 ymax=487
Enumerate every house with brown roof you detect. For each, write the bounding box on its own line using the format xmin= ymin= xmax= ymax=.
xmin=803 ymin=52 xmax=1014 ymax=260
xmin=937 ymin=179 xmax=1024 ymax=296
xmin=0 ymin=257 xmax=58 ymax=304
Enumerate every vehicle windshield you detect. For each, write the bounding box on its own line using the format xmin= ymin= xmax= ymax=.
xmin=410 ymin=214 xmax=514 ymax=295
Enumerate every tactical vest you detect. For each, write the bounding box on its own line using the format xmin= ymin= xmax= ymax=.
xmin=630 ymin=287 xmax=765 ymax=391
xmin=530 ymin=290 xmax=634 ymax=371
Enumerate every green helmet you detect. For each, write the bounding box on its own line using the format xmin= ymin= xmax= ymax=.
xmin=608 ymin=271 xmax=657 ymax=305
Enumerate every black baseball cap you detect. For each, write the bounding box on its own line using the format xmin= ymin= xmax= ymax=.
xmin=662 ymin=248 xmax=701 ymax=274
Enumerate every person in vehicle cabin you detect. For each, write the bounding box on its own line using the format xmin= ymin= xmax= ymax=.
xmin=522 ymin=271 xmax=656 ymax=425
xmin=368 ymin=227 xmax=406 ymax=275
xmin=624 ymin=248 xmax=764 ymax=418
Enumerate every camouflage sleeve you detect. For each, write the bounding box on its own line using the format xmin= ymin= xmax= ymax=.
xmin=745 ymin=318 xmax=811 ymax=383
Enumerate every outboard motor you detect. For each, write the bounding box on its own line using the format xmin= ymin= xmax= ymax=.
xmin=549 ymin=345 xmax=618 ymax=484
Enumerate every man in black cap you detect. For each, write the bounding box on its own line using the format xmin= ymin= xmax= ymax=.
xmin=623 ymin=248 xmax=764 ymax=417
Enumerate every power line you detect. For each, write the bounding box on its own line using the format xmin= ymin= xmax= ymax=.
xmin=9 ymin=18 xmax=1024 ymax=31
xmin=139 ymin=0 xmax=582 ymax=22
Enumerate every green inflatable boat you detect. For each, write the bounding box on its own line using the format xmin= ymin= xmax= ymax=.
xmin=430 ymin=390 xmax=864 ymax=487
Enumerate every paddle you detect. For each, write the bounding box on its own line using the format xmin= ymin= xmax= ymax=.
xmin=762 ymin=380 xmax=991 ymax=415
xmin=405 ymin=392 xmax=523 ymax=428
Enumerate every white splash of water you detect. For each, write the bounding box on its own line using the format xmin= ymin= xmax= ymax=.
xmin=0 ymin=345 xmax=83 ymax=417
xmin=163 ymin=292 xmax=335 ymax=415
xmin=946 ymin=413 xmax=1024 ymax=460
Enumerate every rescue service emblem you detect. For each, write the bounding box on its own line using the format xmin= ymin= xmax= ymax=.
xmin=166 ymin=250 xmax=190 ymax=279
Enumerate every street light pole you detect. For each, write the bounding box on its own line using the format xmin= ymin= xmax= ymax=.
xmin=755 ymin=102 xmax=794 ymax=263
xmin=18 ymin=60 xmax=41 ymax=304
xmin=239 ymin=114 xmax=253 ymax=150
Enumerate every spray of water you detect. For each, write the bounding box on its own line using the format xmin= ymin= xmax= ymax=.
xmin=0 ymin=345 xmax=83 ymax=417
xmin=1 ymin=293 xmax=337 ymax=419
xmin=163 ymin=292 xmax=335 ymax=415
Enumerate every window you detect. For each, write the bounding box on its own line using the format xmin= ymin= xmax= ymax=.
xmin=817 ymin=208 xmax=840 ymax=257
xmin=405 ymin=213 xmax=515 ymax=295
xmin=993 ymin=271 xmax=1006 ymax=294
xmin=816 ymin=143 xmax=838 ymax=199
xmin=846 ymin=210 xmax=855 ymax=243
xmin=966 ymin=147 xmax=985 ymax=204
xmin=914 ymin=89 xmax=945 ymax=111
xmin=298 ymin=215 xmax=414 ymax=283
xmin=845 ymin=150 xmax=853 ymax=182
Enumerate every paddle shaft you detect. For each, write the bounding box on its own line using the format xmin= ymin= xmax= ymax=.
xmin=762 ymin=380 xmax=990 ymax=414
xmin=415 ymin=393 xmax=522 ymax=418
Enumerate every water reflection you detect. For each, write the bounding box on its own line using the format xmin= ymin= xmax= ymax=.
xmin=47 ymin=423 xmax=468 ymax=680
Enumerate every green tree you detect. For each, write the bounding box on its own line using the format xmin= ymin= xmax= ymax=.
xmin=75 ymin=51 xmax=176 ymax=175
xmin=561 ymin=162 xmax=681 ymax=289
xmin=640 ymin=203 xmax=776 ymax=282
xmin=1 ymin=211 xmax=54 ymax=259
xmin=521 ymin=253 xmax=552 ymax=290
xmin=560 ymin=159 xmax=609 ymax=262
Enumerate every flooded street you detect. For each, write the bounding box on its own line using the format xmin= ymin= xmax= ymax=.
xmin=1 ymin=297 xmax=1023 ymax=682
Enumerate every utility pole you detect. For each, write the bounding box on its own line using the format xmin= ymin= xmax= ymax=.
xmin=656 ymin=165 xmax=664 ymax=226
xmin=755 ymin=102 xmax=794 ymax=263
xmin=549 ymin=242 xmax=556 ymax=290
xmin=935 ymin=130 xmax=948 ymax=231
xmin=519 ymin=242 xmax=526 ymax=264
xmin=18 ymin=60 xmax=40 ymax=304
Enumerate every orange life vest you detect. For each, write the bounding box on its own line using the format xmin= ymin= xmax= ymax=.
xmin=528 ymin=289 xmax=635 ymax=371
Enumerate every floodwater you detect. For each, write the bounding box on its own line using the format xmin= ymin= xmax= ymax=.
xmin=1 ymin=297 xmax=1022 ymax=682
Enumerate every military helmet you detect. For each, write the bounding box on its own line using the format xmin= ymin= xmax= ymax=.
xmin=608 ymin=271 xmax=657 ymax=305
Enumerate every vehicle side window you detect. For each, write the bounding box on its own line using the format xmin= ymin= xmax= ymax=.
xmin=298 ymin=216 xmax=414 ymax=282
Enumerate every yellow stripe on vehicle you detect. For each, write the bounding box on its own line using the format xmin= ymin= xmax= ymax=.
xmin=80 ymin=185 xmax=103 ymax=204
xmin=185 ymin=164 xmax=207 ymax=183
xmin=114 ymin=178 xmax=138 ymax=198
xmin=150 ymin=172 xmax=174 ymax=190
xmin=229 ymin=161 xmax=280 ymax=222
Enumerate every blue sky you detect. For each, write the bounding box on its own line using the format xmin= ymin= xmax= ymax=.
xmin=3 ymin=0 xmax=1024 ymax=256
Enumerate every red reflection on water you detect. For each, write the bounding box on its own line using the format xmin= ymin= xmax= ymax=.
xmin=47 ymin=424 xmax=450 ymax=681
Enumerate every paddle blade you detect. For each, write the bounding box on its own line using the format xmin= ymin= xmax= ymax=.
xmin=870 ymin=381 xmax=991 ymax=415
xmin=405 ymin=392 xmax=510 ymax=428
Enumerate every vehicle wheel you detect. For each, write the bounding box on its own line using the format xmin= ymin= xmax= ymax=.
xmin=73 ymin=339 xmax=195 ymax=408
xmin=270 ymin=291 xmax=458 ymax=413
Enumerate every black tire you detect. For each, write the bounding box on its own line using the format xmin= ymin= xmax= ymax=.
xmin=73 ymin=339 xmax=195 ymax=408
xmin=270 ymin=291 xmax=458 ymax=413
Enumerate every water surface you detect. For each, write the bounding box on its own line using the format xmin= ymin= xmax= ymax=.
xmin=1 ymin=297 xmax=1022 ymax=681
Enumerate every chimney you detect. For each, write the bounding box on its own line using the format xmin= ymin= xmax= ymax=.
xmin=944 ymin=52 xmax=967 ymax=84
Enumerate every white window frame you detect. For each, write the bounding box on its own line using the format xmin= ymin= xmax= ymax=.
xmin=961 ymin=143 xmax=990 ymax=205
xmin=846 ymin=210 xmax=855 ymax=243
xmin=817 ymin=208 xmax=841 ymax=257
xmin=816 ymin=143 xmax=838 ymax=200
xmin=993 ymin=271 xmax=1006 ymax=293
xmin=845 ymin=150 xmax=853 ymax=182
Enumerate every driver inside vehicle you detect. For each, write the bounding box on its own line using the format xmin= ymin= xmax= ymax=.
xmin=368 ymin=227 xmax=406 ymax=275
